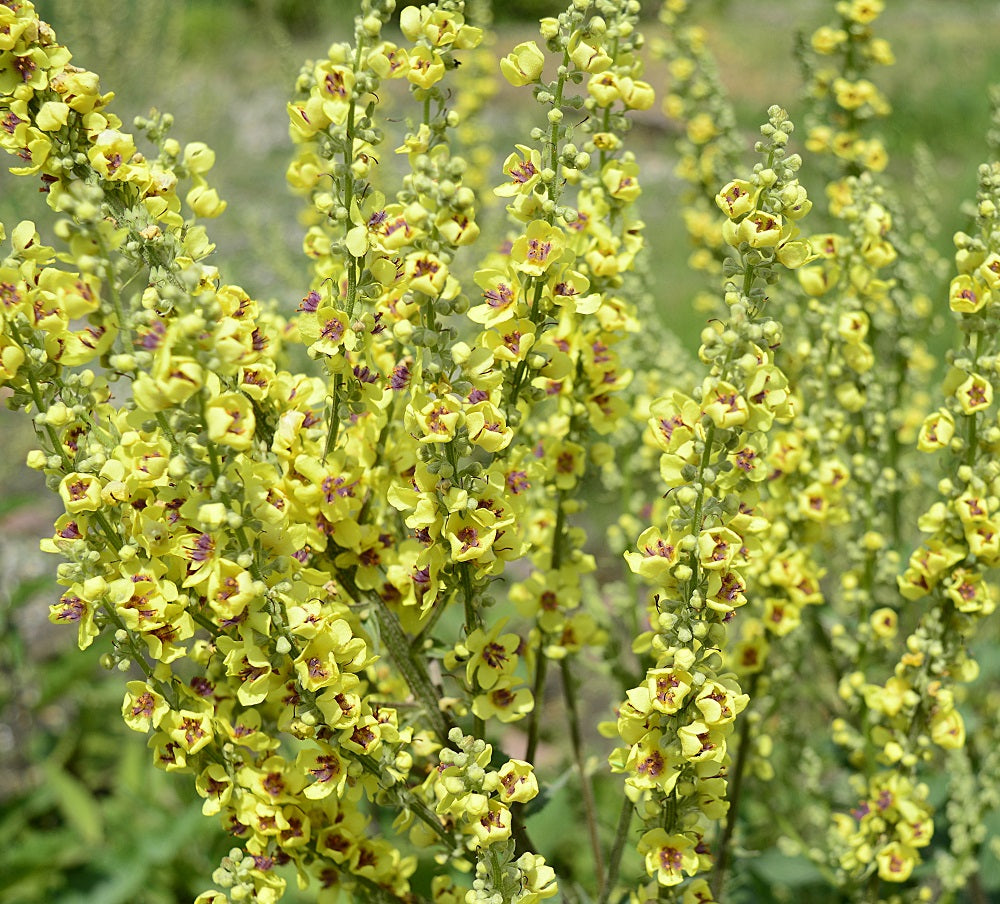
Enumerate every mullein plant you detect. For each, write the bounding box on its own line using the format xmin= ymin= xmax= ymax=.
xmin=1 ymin=0 xmax=643 ymax=900
xmin=610 ymin=106 xmax=813 ymax=901
xmin=790 ymin=5 xmax=959 ymax=894
xmin=448 ymin=0 xmax=498 ymax=199
xmin=647 ymin=1 xmax=838 ymax=870
xmin=674 ymin=4 xmax=940 ymax=884
xmin=799 ymin=0 xmax=893 ymax=179
xmin=3 ymin=0 xmax=1000 ymax=903
xmin=829 ymin=159 xmax=1000 ymax=897
xmin=653 ymin=0 xmax=742 ymax=288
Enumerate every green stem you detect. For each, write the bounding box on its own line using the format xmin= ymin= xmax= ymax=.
xmin=95 ymin=225 xmax=129 ymax=356
xmin=99 ymin=600 xmax=180 ymax=709
xmin=505 ymin=277 xmax=547 ymax=409
xmin=968 ymin=871 xmax=989 ymax=904
xmin=321 ymin=36 xmax=367 ymax=462
xmin=560 ymin=656 xmax=605 ymax=898
xmin=599 ymin=796 xmax=634 ymax=904
xmin=323 ymin=372 xmax=344 ymax=461
xmin=204 ymin=434 xmax=262 ymax=579
xmin=523 ymin=639 xmax=549 ymax=766
xmin=684 ymin=420 xmax=717 ymax=595
xmin=370 ymin=590 xmax=453 ymax=743
xmin=190 ymin=609 xmax=221 ymax=637
xmin=522 ymin=489 xmax=567 ymax=764
xmin=543 ymin=51 xmax=571 ymax=212
xmin=460 ymin=563 xmax=480 ymax=632
xmin=154 ymin=411 xmax=181 ymax=456
xmin=711 ymin=673 xmax=758 ymax=898
xmin=9 ymin=321 xmax=123 ymax=548
xmin=965 ymin=330 xmax=983 ymax=467
xmin=355 ymin=752 xmax=453 ymax=846
xmin=410 ymin=590 xmax=451 ymax=652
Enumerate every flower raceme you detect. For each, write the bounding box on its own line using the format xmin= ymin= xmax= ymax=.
xmin=610 ymin=106 xmax=812 ymax=897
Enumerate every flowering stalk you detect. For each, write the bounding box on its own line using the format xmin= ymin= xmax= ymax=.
xmin=610 ymin=106 xmax=812 ymax=900
xmin=831 ymin=160 xmax=1000 ymax=894
xmin=654 ymin=0 xmax=741 ymax=284
xmin=800 ymin=0 xmax=894 ymax=177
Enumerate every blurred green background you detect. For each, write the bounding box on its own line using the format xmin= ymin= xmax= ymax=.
xmin=2 ymin=1 xmax=1000 ymax=901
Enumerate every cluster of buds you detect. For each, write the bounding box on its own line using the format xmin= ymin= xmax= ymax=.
xmin=831 ymin=771 xmax=934 ymax=885
xmin=427 ymin=728 xmax=538 ymax=847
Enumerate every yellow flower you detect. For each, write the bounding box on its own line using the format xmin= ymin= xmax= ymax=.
xmin=496 ymin=759 xmax=538 ymax=803
xmin=601 ymin=160 xmax=641 ymax=203
xmin=35 ymin=99 xmax=69 ymax=131
xmin=568 ymin=36 xmax=612 ymax=74
xmin=195 ymin=764 xmax=234 ymax=816
xmin=186 ymin=182 xmax=227 ymax=218
xmin=297 ymin=744 xmax=348 ymax=800
xmin=205 ymin=391 xmax=256 ymax=450
xmin=876 ymin=841 xmax=917 ymax=883
xmin=715 ymin=180 xmax=757 ymax=219
xmin=636 ymin=828 xmax=699 ymax=886
xmin=686 ymin=112 xmax=718 ymax=145
xmin=368 ymin=41 xmax=410 ymax=79
xmin=929 ymin=706 xmax=966 ymax=749
xmin=470 ymin=800 xmax=512 ymax=846
xmin=164 ymin=706 xmax=214 ymax=755
xmin=867 ymin=37 xmax=895 ymax=66
xmin=404 ymin=250 xmax=449 ymax=295
xmin=495 ymin=144 xmax=541 ymax=198
xmin=511 ymin=220 xmax=566 ymax=276
xmin=869 ymin=607 xmax=898 ymax=638
xmin=411 ymin=393 xmax=463 ymax=443
xmin=445 ymin=509 xmax=498 ymax=563
xmin=87 ymin=128 xmax=136 ymax=179
xmin=677 ymin=720 xmax=726 ymax=763
xmin=736 ymin=210 xmax=784 ymax=248
xmin=58 ymin=472 xmax=103 ymax=512
xmin=811 ymin=25 xmax=847 ymax=54
xmin=464 ymin=620 xmax=520 ymax=690
xmin=472 ymin=678 xmax=533 ymax=723
xmin=132 ymin=359 xmax=205 ymax=411
xmin=407 ymin=45 xmax=446 ymax=90
xmin=955 ymin=372 xmax=992 ymax=414
xmin=843 ymin=0 xmax=885 ymax=24
xmin=702 ymin=381 xmax=748 ymax=428
xmin=625 ymin=526 xmax=679 ymax=582
xmin=619 ymin=77 xmax=655 ymax=111
xmin=916 ymin=408 xmax=955 ymax=452
xmin=466 ymin=400 xmax=513 ymax=452
xmin=644 ymin=666 xmax=693 ymax=715
xmin=625 ymin=732 xmax=681 ymax=794
xmin=949 ymin=274 xmax=988 ymax=313
xmin=587 ymin=72 xmax=621 ymax=107
xmin=500 ymin=41 xmax=545 ymax=86
xmin=468 ymin=269 xmax=522 ymax=326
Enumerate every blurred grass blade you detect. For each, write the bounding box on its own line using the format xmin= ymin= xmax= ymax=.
xmin=42 ymin=761 xmax=104 ymax=846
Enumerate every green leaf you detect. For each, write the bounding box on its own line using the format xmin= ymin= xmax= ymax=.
xmin=42 ymin=761 xmax=104 ymax=846
xmin=2 ymin=825 xmax=83 ymax=879
xmin=6 ymin=573 xmax=55 ymax=611
xmin=0 ymin=491 xmax=40 ymax=517
xmin=748 ymin=848 xmax=826 ymax=886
